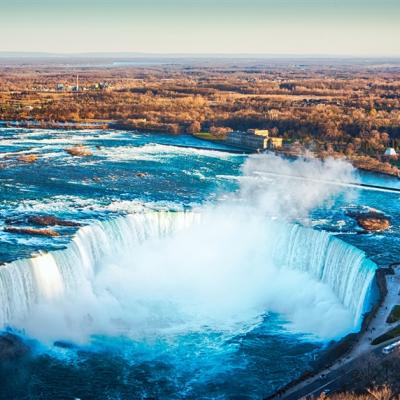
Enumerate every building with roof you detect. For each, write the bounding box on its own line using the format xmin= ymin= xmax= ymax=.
xmin=225 ymin=129 xmax=283 ymax=151
xmin=384 ymin=147 xmax=397 ymax=157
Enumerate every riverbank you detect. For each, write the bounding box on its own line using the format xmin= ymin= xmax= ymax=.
xmin=270 ymin=265 xmax=400 ymax=399
xmin=274 ymin=149 xmax=400 ymax=179
xmin=0 ymin=120 xmax=108 ymax=130
xmin=2 ymin=120 xmax=399 ymax=178
xmin=193 ymin=132 xmax=400 ymax=179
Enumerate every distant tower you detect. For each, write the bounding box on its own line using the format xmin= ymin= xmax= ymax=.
xmin=76 ymin=74 xmax=79 ymax=92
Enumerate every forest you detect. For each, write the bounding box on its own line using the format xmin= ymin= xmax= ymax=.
xmin=1 ymin=60 xmax=400 ymax=174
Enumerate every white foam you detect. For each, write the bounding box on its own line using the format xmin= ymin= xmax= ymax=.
xmin=98 ymin=143 xmax=236 ymax=162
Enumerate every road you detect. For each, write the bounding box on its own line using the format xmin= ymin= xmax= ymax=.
xmin=282 ymin=341 xmax=397 ymax=399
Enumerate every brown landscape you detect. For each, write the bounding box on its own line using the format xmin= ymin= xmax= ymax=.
xmin=1 ymin=59 xmax=400 ymax=176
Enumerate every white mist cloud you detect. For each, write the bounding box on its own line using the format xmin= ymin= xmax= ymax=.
xmin=239 ymin=153 xmax=355 ymax=219
xmin=11 ymin=154 xmax=367 ymax=346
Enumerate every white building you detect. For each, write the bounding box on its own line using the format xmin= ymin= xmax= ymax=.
xmin=384 ymin=147 xmax=397 ymax=157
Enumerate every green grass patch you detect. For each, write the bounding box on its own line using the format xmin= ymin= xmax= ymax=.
xmin=372 ymin=324 xmax=400 ymax=345
xmin=193 ymin=132 xmax=222 ymax=141
xmin=387 ymin=305 xmax=400 ymax=323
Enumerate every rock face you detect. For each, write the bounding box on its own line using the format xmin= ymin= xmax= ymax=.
xmin=5 ymin=214 xmax=80 ymax=227
xmin=3 ymin=214 xmax=81 ymax=237
xmin=0 ymin=334 xmax=29 ymax=360
xmin=66 ymin=145 xmax=93 ymax=157
xmin=28 ymin=215 xmax=80 ymax=227
xmin=17 ymin=154 xmax=38 ymax=163
xmin=356 ymin=216 xmax=391 ymax=231
xmin=4 ymin=226 xmax=60 ymax=237
xmin=347 ymin=209 xmax=391 ymax=232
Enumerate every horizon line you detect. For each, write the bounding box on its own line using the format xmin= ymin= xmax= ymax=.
xmin=1 ymin=51 xmax=400 ymax=60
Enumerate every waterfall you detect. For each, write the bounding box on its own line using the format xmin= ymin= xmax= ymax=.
xmin=0 ymin=211 xmax=377 ymax=339
xmin=269 ymin=224 xmax=377 ymax=326
xmin=0 ymin=212 xmax=199 ymax=327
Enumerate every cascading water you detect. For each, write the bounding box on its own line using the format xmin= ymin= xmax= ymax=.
xmin=270 ymin=223 xmax=377 ymax=326
xmin=0 ymin=212 xmax=200 ymax=332
xmin=0 ymin=209 xmax=376 ymax=343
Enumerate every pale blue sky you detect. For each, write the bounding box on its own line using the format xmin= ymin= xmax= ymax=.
xmin=1 ymin=0 xmax=399 ymax=56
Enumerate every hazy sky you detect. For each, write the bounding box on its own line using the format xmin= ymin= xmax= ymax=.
xmin=1 ymin=0 xmax=399 ymax=56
